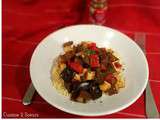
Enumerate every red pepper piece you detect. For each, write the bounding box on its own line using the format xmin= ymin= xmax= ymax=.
xmin=88 ymin=42 xmax=96 ymax=48
xmin=100 ymin=64 xmax=107 ymax=71
xmin=68 ymin=61 xmax=83 ymax=73
xmin=88 ymin=43 xmax=99 ymax=53
xmin=90 ymin=54 xmax=100 ymax=68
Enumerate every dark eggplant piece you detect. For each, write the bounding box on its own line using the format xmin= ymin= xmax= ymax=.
xmin=72 ymin=81 xmax=81 ymax=91
xmin=99 ymin=48 xmax=108 ymax=63
xmin=80 ymin=90 xmax=92 ymax=100
xmin=60 ymin=67 xmax=75 ymax=82
xmin=70 ymin=82 xmax=81 ymax=101
xmin=70 ymin=79 xmax=103 ymax=102
xmin=64 ymin=82 xmax=72 ymax=93
xmin=79 ymin=81 xmax=90 ymax=90
xmin=94 ymin=78 xmax=104 ymax=85
xmin=71 ymin=90 xmax=80 ymax=101
xmin=76 ymin=90 xmax=92 ymax=103
xmin=108 ymin=85 xmax=118 ymax=95
xmin=76 ymin=44 xmax=86 ymax=53
xmin=62 ymin=50 xmax=75 ymax=62
xmin=82 ymin=56 xmax=90 ymax=67
xmin=71 ymin=81 xmax=91 ymax=102
xmin=89 ymin=83 xmax=102 ymax=99
xmin=64 ymin=81 xmax=80 ymax=93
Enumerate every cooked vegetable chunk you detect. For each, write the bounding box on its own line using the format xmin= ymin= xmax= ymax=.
xmin=56 ymin=41 xmax=125 ymax=103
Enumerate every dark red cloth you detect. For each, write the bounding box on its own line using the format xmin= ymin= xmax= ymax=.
xmin=2 ymin=0 xmax=160 ymax=118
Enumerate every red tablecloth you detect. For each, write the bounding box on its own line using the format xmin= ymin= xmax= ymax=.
xmin=2 ymin=0 xmax=160 ymax=118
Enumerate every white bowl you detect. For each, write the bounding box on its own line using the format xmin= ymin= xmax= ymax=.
xmin=30 ymin=25 xmax=149 ymax=116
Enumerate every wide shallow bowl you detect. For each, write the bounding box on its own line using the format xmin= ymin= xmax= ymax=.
xmin=30 ymin=25 xmax=149 ymax=116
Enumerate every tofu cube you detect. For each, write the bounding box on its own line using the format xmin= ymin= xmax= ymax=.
xmin=116 ymin=79 xmax=125 ymax=89
xmin=85 ymin=71 xmax=95 ymax=80
xmin=73 ymin=74 xmax=81 ymax=81
xmin=99 ymin=81 xmax=111 ymax=92
xmin=63 ymin=45 xmax=73 ymax=52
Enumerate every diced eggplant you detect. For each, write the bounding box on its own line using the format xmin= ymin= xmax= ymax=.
xmin=108 ymin=85 xmax=118 ymax=95
xmin=76 ymin=44 xmax=86 ymax=53
xmin=76 ymin=90 xmax=92 ymax=103
xmin=89 ymin=84 xmax=102 ymax=99
xmin=71 ymin=82 xmax=90 ymax=102
xmin=62 ymin=51 xmax=75 ymax=62
xmin=94 ymin=78 xmax=104 ymax=84
xmin=60 ymin=67 xmax=75 ymax=82
xmin=72 ymin=81 xmax=81 ymax=90
xmin=71 ymin=90 xmax=80 ymax=101
xmin=64 ymin=82 xmax=72 ymax=93
xmin=79 ymin=81 xmax=90 ymax=91
xmin=82 ymin=56 xmax=90 ymax=67
xmin=99 ymin=48 xmax=109 ymax=65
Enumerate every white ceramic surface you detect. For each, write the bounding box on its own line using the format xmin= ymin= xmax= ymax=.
xmin=30 ymin=25 xmax=149 ymax=116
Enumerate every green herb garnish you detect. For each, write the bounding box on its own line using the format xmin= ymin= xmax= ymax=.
xmin=85 ymin=49 xmax=96 ymax=55
xmin=100 ymin=72 xmax=107 ymax=77
xmin=107 ymin=64 xmax=116 ymax=73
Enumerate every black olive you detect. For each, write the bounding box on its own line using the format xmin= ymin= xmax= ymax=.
xmin=60 ymin=67 xmax=75 ymax=82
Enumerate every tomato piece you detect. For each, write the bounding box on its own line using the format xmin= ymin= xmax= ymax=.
xmin=90 ymin=54 xmax=100 ymax=68
xmin=100 ymin=64 xmax=107 ymax=71
xmin=68 ymin=61 xmax=83 ymax=73
xmin=90 ymin=47 xmax=99 ymax=52
xmin=88 ymin=43 xmax=99 ymax=53
xmin=88 ymin=42 xmax=96 ymax=48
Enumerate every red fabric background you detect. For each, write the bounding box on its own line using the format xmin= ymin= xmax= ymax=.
xmin=2 ymin=0 xmax=160 ymax=118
